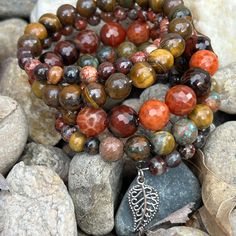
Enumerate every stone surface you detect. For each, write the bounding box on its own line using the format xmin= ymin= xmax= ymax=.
xmin=0 ymin=58 xmax=61 ymax=145
xmin=122 ymin=99 xmax=141 ymax=113
xmin=115 ymin=163 xmax=201 ymax=236
xmin=0 ymin=162 xmax=77 ymax=236
xmin=0 ymin=96 xmax=28 ymax=175
xmin=184 ymin=0 xmax=236 ymax=68
xmin=69 ymin=153 xmax=123 ymax=235
xmin=204 ymin=121 xmax=236 ymax=185
xmin=0 ymin=19 xmax=27 ymax=63
xmin=21 ymin=142 xmax=71 ymax=182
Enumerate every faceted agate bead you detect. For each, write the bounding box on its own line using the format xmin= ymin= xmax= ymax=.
xmin=39 ymin=52 xmax=63 ymax=67
xmin=97 ymin=0 xmax=116 ymax=12
xmin=160 ymin=33 xmax=185 ymax=58
xmin=24 ymin=23 xmax=48 ymax=41
xmin=63 ymin=66 xmax=80 ymax=84
xmin=82 ymin=82 xmax=107 ymax=107
xmin=165 ymin=85 xmax=197 ymax=116
xmin=17 ymin=35 xmax=42 ymax=57
xmin=100 ymin=137 xmax=124 ymax=161
xmin=139 ymin=100 xmax=170 ymax=131
xmin=105 ymin=73 xmax=132 ymax=100
xmin=61 ymin=109 xmax=78 ymax=125
xmin=149 ymin=157 xmax=167 ymax=176
xmin=98 ymin=62 xmax=115 ymax=80
xmin=172 ymin=118 xmax=198 ymax=145
xmin=96 ymin=46 xmax=117 ymax=63
xmin=69 ymin=132 xmax=87 ymax=152
xmin=147 ymin=49 xmax=174 ymax=74
xmin=59 ymin=84 xmax=81 ymax=111
xmin=124 ymin=135 xmax=152 ymax=161
xmin=130 ymin=62 xmax=156 ymax=88
xmin=115 ymin=58 xmax=133 ymax=75
xmin=80 ymin=66 xmax=98 ymax=84
xmin=78 ymin=54 xmax=99 ymax=69
xmin=178 ymin=144 xmax=196 ymax=160
xmin=165 ymin=150 xmax=181 ymax=168
xmin=47 ymin=66 xmax=63 ymax=84
xmin=188 ymin=104 xmax=213 ymax=130
xmin=189 ymin=50 xmax=219 ymax=76
xmin=163 ymin=0 xmax=184 ymax=15
xmin=127 ymin=21 xmax=150 ymax=45
xmin=181 ymin=67 xmax=211 ymax=97
xmin=32 ymin=80 xmax=45 ymax=98
xmin=169 ymin=18 xmax=193 ymax=40
xmin=42 ymin=85 xmax=61 ymax=108
xmin=198 ymin=91 xmax=221 ymax=112
xmin=57 ymin=4 xmax=76 ymax=25
xmin=76 ymin=107 xmax=107 ymax=137
xmin=39 ymin=13 xmax=62 ymax=34
xmin=100 ymin=22 xmax=126 ymax=47
xmin=117 ymin=42 xmax=137 ymax=58
xmin=76 ymin=0 xmax=96 ymax=17
xmin=108 ymin=105 xmax=139 ymax=138
xmin=168 ymin=5 xmax=192 ymax=21
xmin=84 ymin=137 xmax=100 ymax=155
xmin=150 ymin=131 xmax=175 ymax=155
xmin=54 ymin=40 xmax=79 ymax=65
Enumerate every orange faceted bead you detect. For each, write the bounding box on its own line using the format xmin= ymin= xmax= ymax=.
xmin=165 ymin=85 xmax=197 ymax=116
xmin=189 ymin=50 xmax=219 ymax=76
xmin=139 ymin=100 xmax=170 ymax=131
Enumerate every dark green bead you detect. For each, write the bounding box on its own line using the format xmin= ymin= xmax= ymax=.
xmin=77 ymin=54 xmax=99 ymax=68
xmin=117 ymin=41 xmax=137 ymax=58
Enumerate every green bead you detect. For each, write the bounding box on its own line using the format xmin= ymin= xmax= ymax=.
xmin=117 ymin=41 xmax=137 ymax=58
xmin=77 ymin=54 xmax=99 ymax=68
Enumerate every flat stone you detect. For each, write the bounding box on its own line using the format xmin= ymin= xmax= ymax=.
xmin=69 ymin=153 xmax=123 ymax=235
xmin=115 ymin=163 xmax=201 ymax=236
xmin=0 ymin=162 xmax=77 ymax=236
xmin=0 ymin=58 xmax=61 ymax=145
xmin=0 ymin=96 xmax=28 ymax=175
xmin=20 ymin=142 xmax=71 ymax=182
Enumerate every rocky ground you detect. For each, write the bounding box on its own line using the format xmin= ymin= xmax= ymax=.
xmin=0 ymin=0 xmax=236 ymax=236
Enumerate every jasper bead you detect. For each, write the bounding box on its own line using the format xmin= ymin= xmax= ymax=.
xmin=115 ymin=58 xmax=133 ymax=74
xmin=42 ymin=85 xmax=61 ymax=108
xmin=149 ymin=156 xmax=167 ymax=176
xmin=130 ymin=62 xmax=156 ymax=88
xmin=198 ymin=91 xmax=221 ymax=112
xmin=163 ymin=0 xmax=184 ymax=15
xmin=76 ymin=107 xmax=107 ymax=137
xmin=39 ymin=52 xmax=63 ymax=67
xmin=78 ymin=54 xmax=99 ymax=68
xmin=97 ymin=0 xmax=116 ymax=12
xmin=76 ymin=0 xmax=96 ymax=17
xmin=165 ymin=150 xmax=181 ymax=168
xmin=63 ymin=65 xmax=80 ymax=84
xmin=188 ymin=104 xmax=213 ymax=130
xmin=108 ymin=105 xmax=139 ymax=138
xmin=39 ymin=13 xmax=62 ymax=34
xmin=100 ymin=137 xmax=124 ymax=161
xmin=84 ymin=137 xmax=100 ymax=155
xmin=117 ymin=42 xmax=137 ymax=58
xmin=57 ymin=4 xmax=76 ymax=25
xmin=96 ymin=46 xmax=117 ymax=63
xmin=124 ymin=135 xmax=152 ymax=161
xmin=139 ymin=100 xmax=170 ymax=131
xmin=105 ymin=73 xmax=132 ymax=100
xmin=98 ymin=62 xmax=115 ymax=80
xmin=100 ymin=22 xmax=126 ymax=47
xmin=24 ymin=23 xmax=48 ymax=41
xmin=80 ymin=66 xmax=98 ymax=84
xmin=165 ymin=85 xmax=197 ymax=116
xmin=178 ymin=144 xmax=196 ymax=160
xmin=69 ymin=132 xmax=87 ymax=152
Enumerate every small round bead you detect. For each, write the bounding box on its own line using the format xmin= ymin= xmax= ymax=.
xmin=63 ymin=65 xmax=80 ymax=84
xmin=52 ymin=32 xmax=62 ymax=42
xmin=61 ymin=125 xmax=77 ymax=142
xmin=33 ymin=63 xmax=49 ymax=82
xmin=24 ymin=59 xmax=41 ymax=82
xmin=78 ymin=54 xmax=99 ymax=68
xmin=130 ymin=51 xmax=147 ymax=64
xmin=74 ymin=16 xmax=87 ymax=30
xmin=98 ymin=62 xmax=115 ymax=80
xmin=97 ymin=0 xmax=116 ymax=12
xmin=100 ymin=12 xmax=114 ymax=22
xmin=47 ymin=66 xmax=63 ymax=84
xmin=124 ymin=135 xmax=152 ymax=161
xmin=55 ymin=116 xmax=65 ymax=132
xmin=105 ymin=73 xmax=132 ymax=100
xmin=128 ymin=9 xmax=138 ymax=20
xmin=149 ymin=156 xmax=167 ymax=176
xmin=115 ymin=57 xmax=133 ymax=74
xmin=42 ymin=85 xmax=61 ymax=108
xmin=32 ymin=80 xmax=45 ymax=98
xmin=165 ymin=150 xmax=181 ymax=168
xmin=163 ymin=0 xmax=184 ymax=15
xmin=139 ymin=100 xmax=170 ymax=131
xmin=188 ymin=104 xmax=213 ymax=130
xmin=117 ymin=41 xmax=137 ymax=58
xmin=17 ymin=49 xmax=34 ymax=70
xmin=198 ymin=91 xmax=221 ymax=112
xmin=61 ymin=25 xmax=74 ymax=36
xmin=76 ymin=0 xmax=96 ymax=17
xmin=84 ymin=138 xmax=100 ymax=155
xmin=96 ymin=46 xmax=117 ymax=63
xmin=69 ymin=132 xmax=87 ymax=152
xmin=61 ymin=109 xmax=78 ymax=125
xmin=100 ymin=137 xmax=124 ymax=161
xmin=193 ymin=134 xmax=206 ymax=149
xmin=114 ymin=7 xmax=127 ymax=21
xmin=39 ymin=52 xmax=63 ymax=67
xmin=24 ymin=23 xmax=48 ymax=41
xmin=172 ymin=118 xmax=198 ymax=145
xmin=87 ymin=14 xmax=101 ymax=26
xmin=42 ymin=37 xmax=52 ymax=49
xmin=80 ymin=66 xmax=98 ymax=84
xmin=39 ymin=13 xmax=62 ymax=34
xmin=178 ymin=144 xmax=196 ymax=160
xmin=57 ymin=4 xmax=76 ymax=25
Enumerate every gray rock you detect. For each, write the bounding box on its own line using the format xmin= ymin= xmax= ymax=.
xmin=122 ymin=99 xmax=141 ymax=113
xmin=0 ymin=0 xmax=36 ymax=18
xmin=0 ymin=162 xmax=77 ymax=236
xmin=115 ymin=163 xmax=201 ymax=236
xmin=0 ymin=58 xmax=61 ymax=145
xmin=69 ymin=153 xmax=123 ymax=235
xmin=21 ymin=142 xmax=71 ymax=182
xmin=0 ymin=96 xmax=28 ymax=175
xmin=0 ymin=19 xmax=27 ymax=63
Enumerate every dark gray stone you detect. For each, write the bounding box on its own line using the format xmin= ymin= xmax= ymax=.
xmin=115 ymin=163 xmax=201 ymax=236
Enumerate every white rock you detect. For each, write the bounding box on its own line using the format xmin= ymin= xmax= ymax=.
xmin=0 ymin=96 xmax=28 ymax=175
xmin=0 ymin=162 xmax=77 ymax=236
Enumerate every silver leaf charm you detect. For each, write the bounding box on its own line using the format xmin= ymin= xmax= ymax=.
xmin=128 ymin=169 xmax=159 ymax=233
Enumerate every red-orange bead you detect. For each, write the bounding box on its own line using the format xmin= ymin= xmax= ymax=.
xmin=165 ymin=85 xmax=197 ymax=116
xmin=139 ymin=100 xmax=170 ymax=131
xmin=189 ymin=50 xmax=219 ymax=76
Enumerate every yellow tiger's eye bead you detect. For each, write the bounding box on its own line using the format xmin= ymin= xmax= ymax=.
xmin=188 ymin=104 xmax=213 ymax=130
xmin=69 ymin=132 xmax=87 ymax=152
xmin=32 ymin=80 xmax=45 ymax=98
xmin=24 ymin=23 xmax=48 ymax=41
xmin=130 ymin=62 xmax=156 ymax=88
xmin=149 ymin=0 xmax=164 ymax=13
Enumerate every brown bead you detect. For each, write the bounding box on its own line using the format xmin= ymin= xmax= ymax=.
xmin=39 ymin=13 xmax=62 ymax=34
xmin=149 ymin=0 xmax=164 ymax=13
xmin=24 ymin=23 xmax=48 ymax=41
xmin=97 ymin=0 xmax=116 ymax=12
xmin=60 ymin=109 xmax=78 ymax=125
xmin=163 ymin=0 xmax=184 ymax=15
xmin=47 ymin=66 xmax=63 ymax=84
xmin=39 ymin=52 xmax=63 ymax=67
xmin=76 ymin=0 xmax=96 ymax=18
xmin=57 ymin=4 xmax=76 ymax=25
xmin=32 ymin=80 xmax=45 ymax=99
xmin=42 ymin=85 xmax=61 ymax=108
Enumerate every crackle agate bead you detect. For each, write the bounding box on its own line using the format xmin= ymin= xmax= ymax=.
xmin=163 ymin=0 xmax=184 ymax=15
xmin=172 ymin=118 xmax=198 ymax=145
xmin=160 ymin=33 xmax=185 ymax=58
xmin=80 ymin=66 xmax=98 ymax=84
xmin=63 ymin=65 xmax=80 ymax=84
xmin=168 ymin=5 xmax=192 ymax=21
xmin=189 ymin=50 xmax=219 ymax=76
xmin=100 ymin=22 xmax=126 ymax=47
xmin=78 ymin=54 xmax=99 ymax=69
xmin=117 ymin=42 xmax=137 ymax=58
xmin=198 ymin=91 xmax=221 ymax=112
xmin=42 ymin=85 xmax=61 ymax=108
xmin=139 ymin=100 xmax=170 ymax=131
xmin=76 ymin=0 xmax=96 ymax=17
xmin=69 ymin=131 xmax=87 ymax=152
xmin=24 ymin=23 xmax=48 ymax=41
xmin=151 ymin=131 xmax=175 ymax=155
xmin=57 ymin=4 xmax=76 ymax=25
xmin=115 ymin=57 xmax=133 ymax=74
xmin=98 ymin=62 xmax=115 ymax=80
xmin=178 ymin=144 xmax=196 ymax=160
xmin=39 ymin=13 xmax=62 ymax=34
xmin=188 ymin=104 xmax=213 ymax=130
xmin=130 ymin=61 xmax=156 ymax=88
xmin=96 ymin=46 xmax=117 ymax=63
xmin=76 ymin=107 xmax=107 ymax=137
xmin=165 ymin=85 xmax=197 ymax=116
xmin=105 ymin=73 xmax=132 ymax=100
xmin=97 ymin=0 xmax=116 ymax=12
xmin=149 ymin=156 xmax=167 ymax=176
xmin=60 ymin=109 xmax=78 ymax=125
xmin=39 ymin=52 xmax=63 ymax=67
xmin=100 ymin=136 xmax=124 ymax=161
xmin=148 ymin=49 xmax=174 ymax=74
xmin=84 ymin=137 xmax=100 ymax=155
xmin=47 ymin=66 xmax=63 ymax=84
xmin=124 ymin=135 xmax=152 ymax=161
xmin=108 ymin=105 xmax=139 ymax=138
xmin=32 ymin=80 xmax=45 ymax=98
xmin=165 ymin=150 xmax=181 ymax=168
xmin=59 ymin=84 xmax=81 ymax=111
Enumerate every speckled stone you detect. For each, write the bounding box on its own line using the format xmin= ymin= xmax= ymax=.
xmin=115 ymin=163 xmax=201 ymax=236
xmin=122 ymin=99 xmax=141 ymax=113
